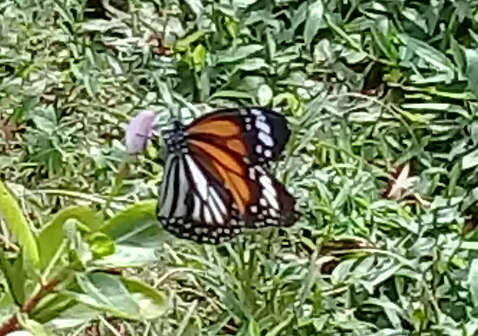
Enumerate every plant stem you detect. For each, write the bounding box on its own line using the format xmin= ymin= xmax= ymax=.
xmin=0 ymin=278 xmax=60 ymax=336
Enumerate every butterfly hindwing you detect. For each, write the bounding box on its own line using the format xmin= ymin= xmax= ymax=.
xmin=158 ymin=153 xmax=244 ymax=244
xmin=242 ymin=165 xmax=296 ymax=229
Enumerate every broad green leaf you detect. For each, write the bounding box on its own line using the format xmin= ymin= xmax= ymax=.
xmin=304 ymin=1 xmax=324 ymax=47
xmin=97 ymin=201 xmax=164 ymax=267
xmin=398 ymin=33 xmax=453 ymax=73
xmin=371 ymin=17 xmax=398 ymax=61
xmin=45 ymin=304 xmax=98 ymax=330
xmin=101 ymin=200 xmax=159 ymax=245
xmin=69 ymin=273 xmax=140 ymax=319
xmin=122 ymin=277 xmax=167 ymax=319
xmin=31 ymin=106 xmax=57 ymax=135
xmin=37 ymin=206 xmax=102 ymax=269
xmin=0 ymin=180 xmax=39 ymax=267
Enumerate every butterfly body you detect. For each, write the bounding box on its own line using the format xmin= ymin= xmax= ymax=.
xmin=157 ymin=107 xmax=296 ymax=244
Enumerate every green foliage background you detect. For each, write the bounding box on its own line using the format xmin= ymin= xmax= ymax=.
xmin=2 ymin=0 xmax=478 ymax=335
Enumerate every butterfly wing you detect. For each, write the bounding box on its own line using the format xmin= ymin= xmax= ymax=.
xmin=158 ymin=107 xmax=296 ymax=243
xmin=187 ymin=107 xmax=291 ymax=165
xmin=158 ymin=152 xmax=244 ymax=243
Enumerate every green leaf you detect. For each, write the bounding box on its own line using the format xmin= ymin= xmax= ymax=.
xmin=192 ymin=44 xmax=207 ymax=70
xmin=232 ymin=0 xmax=258 ymax=8
xmin=175 ymin=31 xmax=205 ymax=51
xmin=248 ymin=319 xmax=261 ymax=336
xmin=215 ymin=45 xmax=263 ymax=64
xmin=257 ymin=84 xmax=273 ymax=105
xmin=45 ymin=304 xmax=98 ymax=330
xmin=22 ymin=317 xmax=54 ymax=336
xmin=86 ymin=232 xmax=115 ymax=259
xmin=69 ymin=273 xmax=140 ymax=319
xmin=465 ymin=48 xmax=478 ymax=97
xmin=398 ymin=33 xmax=453 ymax=73
xmin=304 ymin=1 xmax=324 ymax=47
xmin=462 ymin=148 xmax=478 ymax=170
xmin=31 ymin=106 xmax=57 ymax=135
xmin=450 ymin=36 xmax=466 ymax=75
xmin=37 ymin=206 xmax=102 ymax=269
xmin=469 ymin=259 xmax=478 ymax=308
xmin=0 ymin=249 xmax=25 ymax=305
xmin=0 ymin=180 xmax=40 ymax=267
xmin=184 ymin=0 xmax=203 ymax=17
xmin=122 ymin=277 xmax=167 ymax=319
xmin=97 ymin=201 xmax=164 ymax=267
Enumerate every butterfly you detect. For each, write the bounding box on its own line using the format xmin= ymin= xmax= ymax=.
xmin=157 ymin=107 xmax=297 ymax=244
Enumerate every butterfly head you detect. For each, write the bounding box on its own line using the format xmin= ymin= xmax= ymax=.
xmin=161 ymin=120 xmax=188 ymax=154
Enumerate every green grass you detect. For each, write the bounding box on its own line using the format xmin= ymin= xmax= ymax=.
xmin=2 ymin=0 xmax=478 ymax=335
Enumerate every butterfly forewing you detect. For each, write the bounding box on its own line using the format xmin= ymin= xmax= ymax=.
xmin=187 ymin=107 xmax=291 ymax=165
xmin=157 ymin=107 xmax=296 ymax=243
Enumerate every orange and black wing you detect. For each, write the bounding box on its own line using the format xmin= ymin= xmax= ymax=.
xmin=186 ymin=107 xmax=291 ymax=165
xmin=157 ymin=107 xmax=296 ymax=243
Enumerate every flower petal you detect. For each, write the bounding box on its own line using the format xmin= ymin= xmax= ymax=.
xmin=125 ymin=110 xmax=156 ymax=154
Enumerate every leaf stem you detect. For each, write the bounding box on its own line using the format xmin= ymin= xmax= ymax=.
xmin=0 ymin=278 xmax=60 ymax=336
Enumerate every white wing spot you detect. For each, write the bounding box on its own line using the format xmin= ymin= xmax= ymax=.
xmin=256 ymin=144 xmax=263 ymax=154
xmin=251 ymin=109 xmax=262 ymax=116
xmin=264 ymin=149 xmax=272 ymax=158
xmin=259 ymin=132 xmax=274 ymax=147
xmin=255 ymin=120 xmax=271 ymax=134
xmin=249 ymin=168 xmax=256 ymax=180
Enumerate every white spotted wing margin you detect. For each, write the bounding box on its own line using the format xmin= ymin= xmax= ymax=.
xmin=157 ymin=153 xmax=243 ymax=244
xmin=243 ymin=165 xmax=296 ymax=230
